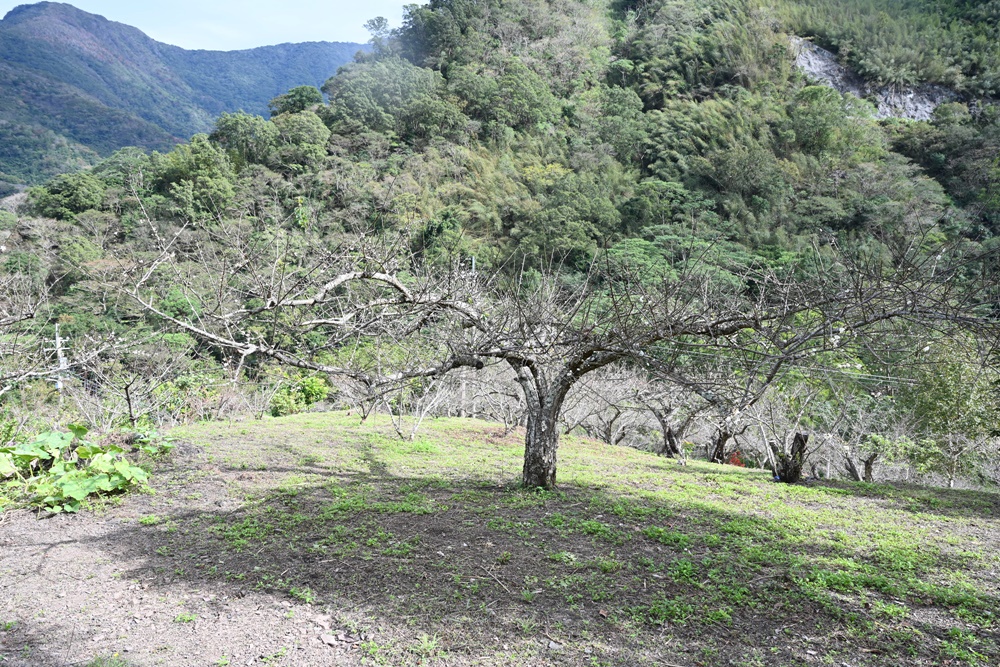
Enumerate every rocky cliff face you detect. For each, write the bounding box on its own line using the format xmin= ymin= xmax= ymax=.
xmin=791 ymin=37 xmax=959 ymax=121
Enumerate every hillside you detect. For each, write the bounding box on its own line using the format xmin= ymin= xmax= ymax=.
xmin=0 ymin=2 xmax=362 ymax=191
xmin=2 ymin=414 xmax=998 ymax=666
xmin=2 ymin=0 xmax=998 ymax=491
xmin=2 ymin=1 xmax=1000 ymax=663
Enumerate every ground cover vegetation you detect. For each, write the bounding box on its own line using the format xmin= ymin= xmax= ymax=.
xmin=2 ymin=0 xmax=1000 ymax=663
xmin=2 ymin=414 xmax=999 ymax=665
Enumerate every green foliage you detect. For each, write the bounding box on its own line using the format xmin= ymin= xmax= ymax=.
xmin=1 ymin=249 xmax=42 ymax=277
xmin=271 ymin=111 xmax=332 ymax=170
xmin=56 ymin=236 xmax=102 ymax=286
xmin=0 ymin=210 xmax=16 ymax=230
xmin=900 ymin=342 xmax=1000 ymax=485
xmin=29 ymin=171 xmax=106 ymax=219
xmin=776 ymin=0 xmax=1000 ymax=95
xmin=210 ymin=112 xmax=279 ymax=169
xmin=149 ymin=134 xmax=237 ymax=219
xmin=323 ymin=57 xmax=445 ymax=134
xmin=446 ymin=58 xmax=560 ymax=141
xmin=270 ymin=375 xmax=330 ymax=417
xmin=0 ymin=426 xmax=170 ymax=513
xmin=0 ymin=121 xmax=99 ymax=188
xmin=84 ymin=656 xmax=134 ymax=667
xmin=889 ymin=102 xmax=1000 ymax=232
xmin=268 ymin=86 xmax=324 ymax=117
xmin=640 ymin=594 xmax=695 ymax=624
xmin=787 ymin=86 xmax=876 ymax=156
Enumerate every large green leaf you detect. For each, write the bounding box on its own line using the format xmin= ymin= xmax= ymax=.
xmin=58 ymin=475 xmax=99 ymax=501
xmin=87 ymin=452 xmax=118 ymax=474
xmin=74 ymin=444 xmax=102 ymax=460
xmin=113 ymin=459 xmax=148 ymax=483
xmin=96 ymin=474 xmax=126 ymax=492
xmin=34 ymin=431 xmax=75 ymax=453
xmin=12 ymin=439 xmax=54 ymax=460
xmin=0 ymin=452 xmax=17 ymax=477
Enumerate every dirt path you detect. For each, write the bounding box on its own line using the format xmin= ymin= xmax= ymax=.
xmin=0 ymin=444 xmax=379 ymax=667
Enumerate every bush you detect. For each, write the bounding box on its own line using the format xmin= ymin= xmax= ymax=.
xmin=0 ymin=425 xmax=171 ymax=513
xmin=0 ymin=210 xmax=16 ymax=230
xmin=270 ymin=376 xmax=330 ymax=417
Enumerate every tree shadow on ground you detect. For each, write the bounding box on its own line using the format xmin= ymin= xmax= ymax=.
xmin=0 ymin=619 xmax=114 ymax=667
xmin=81 ymin=448 xmax=1000 ymax=667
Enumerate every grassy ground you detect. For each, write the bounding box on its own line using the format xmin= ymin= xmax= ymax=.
xmin=3 ymin=411 xmax=999 ymax=666
xmin=166 ymin=412 xmax=1000 ymax=666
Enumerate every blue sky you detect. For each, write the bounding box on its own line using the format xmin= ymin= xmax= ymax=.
xmin=0 ymin=1 xmax=405 ymax=49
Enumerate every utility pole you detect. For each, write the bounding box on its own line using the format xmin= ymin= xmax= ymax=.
xmin=54 ymin=324 xmax=68 ymax=391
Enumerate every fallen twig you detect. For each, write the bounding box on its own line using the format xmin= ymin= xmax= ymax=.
xmin=479 ymin=565 xmax=512 ymax=595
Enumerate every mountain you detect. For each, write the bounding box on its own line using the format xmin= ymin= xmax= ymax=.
xmin=0 ymin=2 xmax=363 ymax=192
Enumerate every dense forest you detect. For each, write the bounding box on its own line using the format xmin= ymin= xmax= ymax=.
xmin=3 ymin=0 xmax=1000 ymax=500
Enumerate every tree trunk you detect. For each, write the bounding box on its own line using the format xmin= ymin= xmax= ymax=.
xmin=710 ymin=430 xmax=732 ymax=464
xmin=844 ymin=455 xmax=863 ymax=482
xmin=523 ymin=404 xmax=560 ymax=489
xmin=862 ymin=452 xmax=878 ymax=483
xmin=772 ymin=432 xmax=808 ymax=483
xmin=517 ymin=376 xmax=571 ymax=489
xmin=663 ymin=427 xmax=682 ymax=458
xmin=651 ymin=409 xmax=683 ymax=458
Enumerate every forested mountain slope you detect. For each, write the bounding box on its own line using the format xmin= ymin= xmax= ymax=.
xmin=778 ymin=0 xmax=1000 ymax=96
xmin=0 ymin=2 xmax=362 ymax=191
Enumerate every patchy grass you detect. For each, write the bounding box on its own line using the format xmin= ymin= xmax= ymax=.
xmin=35 ymin=411 xmax=1000 ymax=665
xmin=83 ymin=657 xmax=134 ymax=667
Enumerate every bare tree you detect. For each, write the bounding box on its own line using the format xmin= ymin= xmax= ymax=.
xmin=627 ymin=374 xmax=705 ymax=459
xmin=467 ymin=365 xmax=525 ymax=434
xmin=745 ymin=382 xmax=825 ymax=482
xmin=123 ymin=215 xmax=998 ymax=488
xmin=561 ymin=365 xmax=653 ymax=449
xmin=2 ymin=267 xmax=127 ymax=412
xmin=0 ymin=272 xmax=47 ymax=398
xmin=65 ymin=337 xmax=202 ymax=430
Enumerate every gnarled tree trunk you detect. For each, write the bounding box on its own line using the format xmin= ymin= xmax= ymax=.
xmin=523 ymin=402 xmax=561 ymax=488
xmin=662 ymin=426 xmax=682 ymax=458
xmin=862 ymin=452 xmax=878 ymax=483
xmin=845 ymin=450 xmax=879 ymax=483
xmin=771 ymin=432 xmax=809 ymax=483
xmin=512 ymin=362 xmax=572 ymax=489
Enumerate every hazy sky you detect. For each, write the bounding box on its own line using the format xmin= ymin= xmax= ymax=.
xmin=0 ymin=1 xmax=405 ymax=50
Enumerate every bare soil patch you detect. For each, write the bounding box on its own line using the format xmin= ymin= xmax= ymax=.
xmin=1 ymin=413 xmax=998 ymax=666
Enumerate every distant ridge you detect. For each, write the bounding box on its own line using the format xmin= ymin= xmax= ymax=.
xmin=0 ymin=2 xmax=363 ymax=191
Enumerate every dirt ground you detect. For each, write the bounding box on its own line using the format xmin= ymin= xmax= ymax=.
xmin=1 ymin=414 xmax=998 ymax=667
xmin=0 ymin=441 xmax=379 ymax=667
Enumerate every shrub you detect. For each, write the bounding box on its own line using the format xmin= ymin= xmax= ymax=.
xmin=270 ymin=375 xmax=330 ymax=417
xmin=0 ymin=425 xmax=170 ymax=512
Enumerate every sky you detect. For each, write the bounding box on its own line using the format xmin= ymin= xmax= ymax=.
xmin=0 ymin=1 xmax=405 ymax=50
